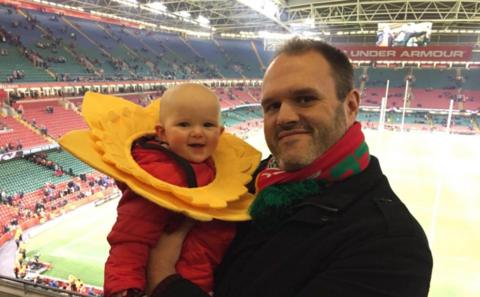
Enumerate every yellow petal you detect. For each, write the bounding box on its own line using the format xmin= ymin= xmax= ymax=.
xmin=59 ymin=92 xmax=261 ymax=221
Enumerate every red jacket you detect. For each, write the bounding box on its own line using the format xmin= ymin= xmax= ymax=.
xmin=104 ymin=141 xmax=236 ymax=296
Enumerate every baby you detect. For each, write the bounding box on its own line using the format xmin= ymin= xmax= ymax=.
xmin=105 ymin=84 xmax=235 ymax=297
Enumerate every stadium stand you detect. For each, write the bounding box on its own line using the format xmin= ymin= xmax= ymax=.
xmin=0 ymin=274 xmax=100 ymax=297
xmin=366 ymin=68 xmax=407 ymax=88
xmin=463 ymin=69 xmax=480 ymax=90
xmin=101 ymin=24 xmax=156 ymax=77
xmin=0 ymin=157 xmax=71 ymax=194
xmin=217 ymin=39 xmax=264 ymax=78
xmin=187 ymin=37 xmax=242 ymax=78
xmin=13 ymin=100 xmax=87 ymax=138
xmin=251 ymin=39 xmax=274 ymax=69
xmin=45 ymin=149 xmax=92 ymax=176
xmin=412 ymin=68 xmax=457 ymax=89
xmin=1 ymin=1 xmax=480 ymax=296
xmin=0 ymin=116 xmax=50 ymax=149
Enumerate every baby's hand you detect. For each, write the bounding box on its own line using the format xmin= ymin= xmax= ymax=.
xmin=146 ymin=217 xmax=195 ymax=294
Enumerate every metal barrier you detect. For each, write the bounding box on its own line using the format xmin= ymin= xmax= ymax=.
xmin=0 ymin=274 xmax=89 ymax=297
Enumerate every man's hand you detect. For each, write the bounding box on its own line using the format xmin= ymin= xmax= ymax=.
xmin=146 ymin=218 xmax=195 ymax=294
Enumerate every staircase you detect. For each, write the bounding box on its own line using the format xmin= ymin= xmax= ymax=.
xmin=62 ymin=17 xmax=136 ymax=77
xmin=22 ymin=10 xmax=100 ymax=78
xmin=212 ymin=38 xmax=245 ymax=79
xmin=250 ymin=41 xmax=265 ymax=71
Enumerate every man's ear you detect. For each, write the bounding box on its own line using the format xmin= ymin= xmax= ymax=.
xmin=155 ymin=123 xmax=166 ymax=141
xmin=344 ymin=89 xmax=360 ymax=126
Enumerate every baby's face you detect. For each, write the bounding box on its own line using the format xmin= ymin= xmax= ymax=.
xmin=157 ymin=90 xmax=223 ymax=163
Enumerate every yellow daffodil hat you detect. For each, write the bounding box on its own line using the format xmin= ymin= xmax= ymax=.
xmin=59 ymin=91 xmax=262 ymax=221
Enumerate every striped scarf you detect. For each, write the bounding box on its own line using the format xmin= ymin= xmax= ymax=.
xmin=249 ymin=122 xmax=370 ymax=227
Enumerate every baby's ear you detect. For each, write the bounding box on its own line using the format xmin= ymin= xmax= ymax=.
xmin=155 ymin=123 xmax=166 ymax=140
xmin=220 ymin=126 xmax=225 ymax=134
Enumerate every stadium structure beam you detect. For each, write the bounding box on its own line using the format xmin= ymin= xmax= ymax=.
xmin=285 ymin=0 xmax=480 ymax=32
xmin=30 ymin=0 xmax=480 ymax=34
xmin=235 ymin=0 xmax=293 ymax=33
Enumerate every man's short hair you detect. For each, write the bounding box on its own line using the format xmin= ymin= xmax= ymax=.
xmin=275 ymin=38 xmax=354 ymax=102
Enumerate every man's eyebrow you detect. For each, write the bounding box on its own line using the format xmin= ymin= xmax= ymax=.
xmin=261 ymin=87 xmax=324 ymax=106
xmin=261 ymin=96 xmax=275 ymax=107
xmin=290 ymin=88 xmax=321 ymax=98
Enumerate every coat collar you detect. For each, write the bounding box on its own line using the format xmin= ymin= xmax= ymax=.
xmin=287 ymin=156 xmax=386 ymax=225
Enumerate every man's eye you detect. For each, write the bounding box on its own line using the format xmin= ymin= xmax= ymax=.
xmin=264 ymin=102 xmax=280 ymax=112
xmin=297 ymin=96 xmax=316 ymax=104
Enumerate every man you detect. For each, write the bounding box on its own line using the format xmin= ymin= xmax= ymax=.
xmin=146 ymin=38 xmax=432 ymax=297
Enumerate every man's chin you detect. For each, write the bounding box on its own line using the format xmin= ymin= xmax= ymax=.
xmin=277 ymin=151 xmax=314 ymax=172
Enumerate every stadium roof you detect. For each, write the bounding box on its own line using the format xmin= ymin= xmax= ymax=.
xmin=46 ymin=0 xmax=480 ymax=34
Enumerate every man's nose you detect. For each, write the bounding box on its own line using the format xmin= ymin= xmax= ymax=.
xmin=276 ymin=102 xmax=299 ymax=125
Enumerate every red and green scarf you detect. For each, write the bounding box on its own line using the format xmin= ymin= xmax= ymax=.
xmin=249 ymin=122 xmax=370 ymax=228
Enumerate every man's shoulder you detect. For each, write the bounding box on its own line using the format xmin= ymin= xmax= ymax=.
xmin=342 ymin=170 xmax=428 ymax=244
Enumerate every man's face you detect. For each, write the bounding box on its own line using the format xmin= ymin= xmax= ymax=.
xmin=261 ymin=51 xmax=359 ymax=171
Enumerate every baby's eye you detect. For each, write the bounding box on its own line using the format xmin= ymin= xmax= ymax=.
xmin=177 ymin=122 xmax=189 ymax=127
xmin=204 ymin=122 xmax=216 ymax=128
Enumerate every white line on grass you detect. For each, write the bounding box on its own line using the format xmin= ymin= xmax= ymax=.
xmin=428 ymin=176 xmax=442 ymax=246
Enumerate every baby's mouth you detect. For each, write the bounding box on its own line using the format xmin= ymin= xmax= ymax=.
xmin=188 ymin=143 xmax=205 ymax=148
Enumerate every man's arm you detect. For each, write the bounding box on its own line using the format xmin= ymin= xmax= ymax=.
xmin=146 ymin=219 xmax=202 ymax=296
xmin=149 ymin=275 xmax=208 ymax=297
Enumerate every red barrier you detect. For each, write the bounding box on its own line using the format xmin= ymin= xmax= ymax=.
xmin=0 ymin=231 xmax=13 ymax=246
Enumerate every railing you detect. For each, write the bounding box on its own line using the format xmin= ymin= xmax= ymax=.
xmin=0 ymin=275 xmax=88 ymax=297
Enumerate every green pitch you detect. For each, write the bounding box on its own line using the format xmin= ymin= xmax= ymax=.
xmin=26 ymin=200 xmax=118 ymax=287
xmin=23 ymin=129 xmax=480 ymax=296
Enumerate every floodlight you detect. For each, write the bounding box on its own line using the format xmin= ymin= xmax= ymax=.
xmin=147 ymin=2 xmax=167 ymax=12
xmin=197 ymin=15 xmax=210 ymax=25
xmin=177 ymin=11 xmax=191 ymax=18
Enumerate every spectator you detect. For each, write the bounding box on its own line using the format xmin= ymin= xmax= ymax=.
xmin=147 ymin=38 xmax=432 ymax=297
xmin=45 ymin=105 xmax=54 ymax=113
xmin=39 ymin=124 xmax=48 ymax=135
xmin=16 ymin=104 xmax=24 ymax=115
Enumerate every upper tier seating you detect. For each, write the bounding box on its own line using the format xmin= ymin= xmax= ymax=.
xmin=412 ymin=68 xmax=456 ymax=89
xmin=64 ymin=17 xmax=131 ymax=77
xmin=252 ymin=40 xmax=274 ymax=68
xmin=366 ymin=68 xmax=407 ymax=88
xmin=102 ymin=25 xmax=155 ymax=77
xmin=217 ymin=39 xmax=263 ymax=78
xmin=187 ymin=37 xmax=241 ymax=78
xmin=463 ymin=69 xmax=480 ymax=90
xmin=0 ymin=43 xmax=53 ymax=83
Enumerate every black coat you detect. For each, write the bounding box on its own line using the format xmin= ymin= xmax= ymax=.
xmin=153 ymin=156 xmax=433 ymax=297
